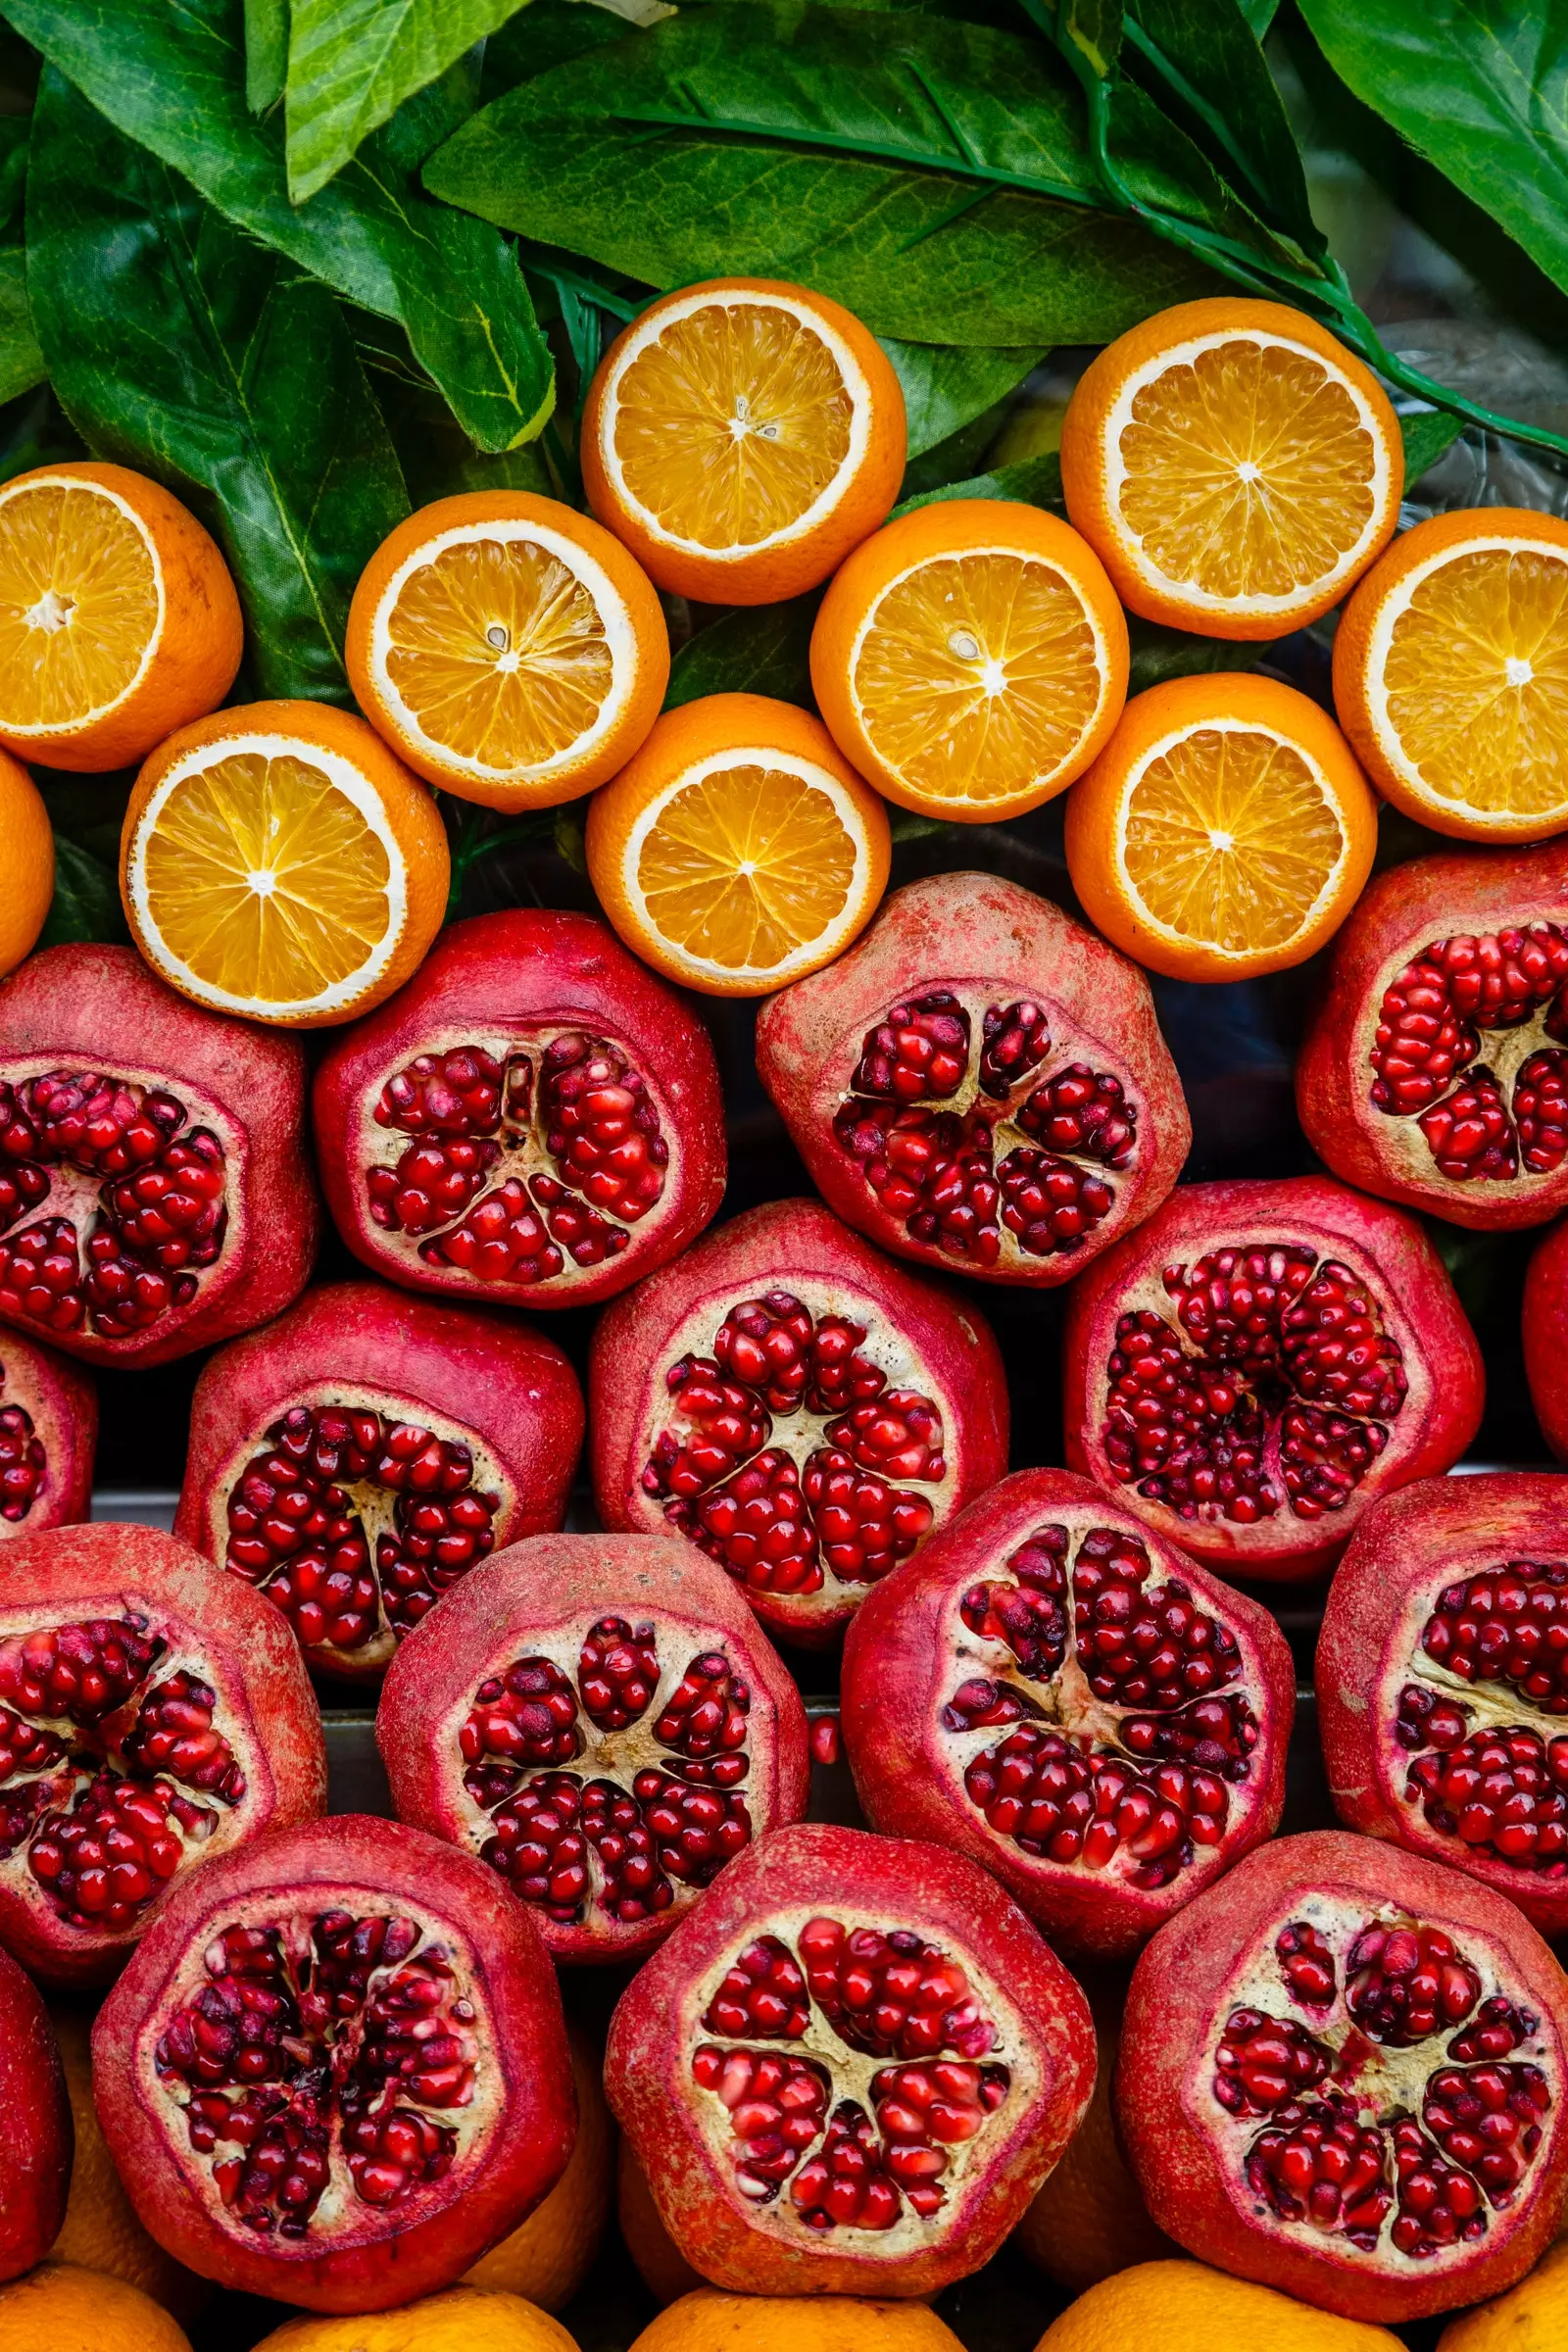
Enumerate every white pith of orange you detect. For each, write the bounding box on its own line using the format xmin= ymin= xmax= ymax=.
xmin=0 ymin=474 xmax=164 ymax=737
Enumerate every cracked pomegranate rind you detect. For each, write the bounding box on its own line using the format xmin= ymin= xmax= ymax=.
xmin=0 ymin=1942 xmax=70 ymax=2282
xmin=0 ymin=943 xmax=318 ymax=1367
xmin=314 ymin=908 xmax=725 ymax=1310
xmin=843 ymin=1469 xmax=1294 ymax=1961
xmin=175 ymin=1281 xmax=583 ymax=1682
xmin=605 ymin=1820 xmax=1094 ymax=2296
xmin=1298 ymin=841 xmax=1568 ymax=1231
xmin=1118 ymin=1831 xmax=1568 ymax=2323
xmin=92 ymin=1814 xmax=575 ymax=2313
xmin=0 ymin=1522 xmax=324 ymax=1984
xmin=1334 ymin=509 xmax=1568 ymax=842
xmin=591 ymin=1198 xmax=1008 ymax=1645
xmin=757 ymin=872 xmax=1189 ymax=1287
xmin=347 ymin=491 xmax=669 ymax=810
xmin=1062 ymin=1177 xmax=1484 ymax=1579
xmin=1319 ymin=1476 xmax=1568 ymax=1940
xmin=1060 ymin=298 xmax=1401 ymax=640
xmin=377 ymin=1532 xmax=809 ymax=1964
xmin=0 ymin=1326 xmax=94 ymax=1538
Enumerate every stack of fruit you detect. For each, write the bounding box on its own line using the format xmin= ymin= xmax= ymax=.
xmin=1 ymin=267 xmax=1567 ymax=2352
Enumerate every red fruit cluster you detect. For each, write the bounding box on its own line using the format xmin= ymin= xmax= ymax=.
xmin=1371 ymin=927 xmax=1568 ymax=1185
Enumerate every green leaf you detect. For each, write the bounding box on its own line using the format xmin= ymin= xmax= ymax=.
xmin=0 ymin=115 xmax=27 ymax=238
xmin=483 ymin=0 xmax=633 ymax=92
xmin=1124 ymin=0 xmax=1316 ymax=245
xmin=0 ymin=249 xmax=43 ymax=408
xmin=1126 ymin=616 xmax=1256 ymax=695
xmin=881 ymin=339 xmax=1044 ymax=458
xmin=36 ymin=832 xmax=127 ymax=950
xmin=2 ymin=0 xmax=554 ymax=451
xmin=665 ymin=596 xmax=821 ymax=710
xmin=27 ymin=67 xmax=411 ymax=702
xmin=1240 ymin=0 xmax=1280 ymax=30
xmin=285 ymin=0 xmax=531 ymax=201
xmin=423 ymin=2 xmax=1228 ymax=348
xmin=1054 ymin=0 xmax=1122 ymax=81
xmin=1398 ymin=406 xmax=1466 ymax=483
xmin=244 ymin=0 xmax=287 ymax=111
xmin=1297 ymin=0 xmax=1568 ymax=301
xmin=893 ymin=447 xmax=1063 ymax=514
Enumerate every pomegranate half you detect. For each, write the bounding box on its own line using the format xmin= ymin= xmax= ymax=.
xmin=589 ymin=1198 xmax=1009 ymax=1645
xmin=173 ymin=1279 xmax=584 ymax=1682
xmin=0 ymin=1522 xmax=324 ymax=1984
xmin=0 ymin=1326 xmax=95 ymax=1537
xmin=604 ymin=1820 xmax=1095 ymax=2297
xmin=1318 ymin=1473 xmax=1568 ymax=1938
xmin=0 ymin=943 xmax=318 ymax=1365
xmin=1297 ymin=842 xmax=1568 ymax=1228
xmin=1061 ymin=1177 xmax=1484 ymax=1579
xmin=312 ymin=908 xmax=725 ymax=1309
xmin=0 ymin=1941 xmax=71 ymax=2280
xmin=1523 ymin=1219 xmax=1568 ymax=1461
xmin=841 ymin=1469 xmax=1295 ymax=1961
xmin=756 ymin=871 xmax=1190 ymax=1285
xmin=1117 ymin=1829 xmax=1568 ymax=2322
xmin=92 ymin=1813 xmax=576 ymax=2313
xmin=377 ymin=1532 xmax=810 ymax=1965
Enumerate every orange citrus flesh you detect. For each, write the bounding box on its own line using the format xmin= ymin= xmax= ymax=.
xmin=1382 ymin=546 xmax=1568 ymax=821
xmin=383 ymin=535 xmax=614 ymax=768
xmin=1119 ymin=340 xmax=1378 ymax=603
xmin=140 ymin=750 xmax=394 ymax=1003
xmin=636 ymin=762 xmax=860 ymax=972
xmin=853 ymin=550 xmax=1104 ymax=807
xmin=0 ymin=481 xmax=158 ymax=729
xmin=612 ymin=302 xmax=853 ymax=547
xmin=1121 ymin=726 xmax=1348 ymax=956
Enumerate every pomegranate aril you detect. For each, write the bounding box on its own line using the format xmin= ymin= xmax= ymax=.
xmin=654 ymin=1650 xmax=751 ymax=1771
xmin=122 ymin=1672 xmax=246 ymax=1802
xmin=692 ymin=2042 xmax=830 ymax=2197
xmin=375 ymin=1049 xmax=505 ymax=1137
xmin=577 ymin=1616 xmax=659 ymax=1729
xmin=851 ymin=994 xmax=971 ymax=1103
xmin=1276 ymin=1920 xmax=1338 ymax=2007
xmin=835 ymin=1101 xmax=1004 ymax=1270
xmin=1071 ymin=1525 xmax=1242 ymax=1709
xmin=978 ymin=1000 xmax=1052 ymax=1099
xmin=1449 ymin=1997 xmax=1542 ymax=2064
xmin=962 ymin=1729 xmax=1227 ymax=1889
xmin=677 ymin=1448 xmax=820 ymax=1595
xmin=1402 ymin=1699 xmax=1568 ymax=1874
xmin=28 ymin=1769 xmax=208 ymax=1930
xmin=538 ymin=1032 xmax=667 ymax=1223
xmin=1419 ymin=1069 xmax=1518 ymax=1183
xmin=1515 ymin=1051 xmax=1568 ymax=1174
xmin=460 ymin=1659 xmax=581 ymax=1778
xmin=479 ymin=1772 xmax=589 ymax=1920
xmin=0 ymin=1614 xmax=163 ymax=1723
xmin=791 ymin=2100 xmax=903 ymax=2230
xmin=1390 ymin=2120 xmax=1489 ymax=2255
xmin=1214 ymin=2006 xmax=1332 ymax=2115
xmin=1421 ymin=2063 xmax=1552 ymax=2203
xmin=424 ymin=1178 xmax=564 ymax=1285
xmin=795 ymin=1916 xmax=998 ymax=2062
xmin=996 ymin=1145 xmax=1114 ymax=1256
xmin=1421 ymin=1563 xmax=1568 ymax=1713
xmin=1246 ymin=2102 xmax=1393 ymax=2246
xmin=1346 ymin=1920 xmax=1482 ymax=2045
xmin=1015 ymin=1065 xmax=1137 ymax=1168
xmin=959 ymin=1528 xmax=1069 ymax=1677
xmin=704 ymin=1936 xmax=811 ymax=2041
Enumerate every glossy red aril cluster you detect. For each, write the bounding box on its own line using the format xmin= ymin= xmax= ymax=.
xmin=643 ymin=1290 xmax=945 ymax=1600
xmin=366 ymin=1031 xmax=666 ymax=1288
xmin=458 ymin=1619 xmax=754 ymax=1930
xmin=1371 ymin=927 xmax=1568 ymax=1186
xmin=832 ymin=990 xmax=1137 ymax=1269
xmin=0 ymin=1359 xmax=43 ymax=1522
xmin=1102 ymin=1244 xmax=1407 ymax=1531
xmin=222 ymin=1403 xmax=501 ymax=1661
xmin=0 ymin=1070 xmax=227 ymax=1342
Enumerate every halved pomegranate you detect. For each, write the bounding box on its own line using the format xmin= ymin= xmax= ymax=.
xmin=1523 ymin=1219 xmax=1568 ymax=1461
xmin=92 ymin=1813 xmax=576 ymax=2312
xmin=0 ymin=1942 xmax=70 ymax=2280
xmin=1117 ymin=1831 xmax=1568 ymax=2322
xmin=605 ymin=1820 xmax=1095 ymax=2297
xmin=1061 ymin=1178 xmax=1484 ymax=1580
xmin=173 ymin=1279 xmax=583 ymax=1682
xmin=0 ymin=1327 xmax=95 ymax=1538
xmin=1298 ymin=843 xmax=1568 ymax=1229
xmin=377 ymin=1532 xmax=809 ymax=1965
xmin=1319 ymin=1475 xmax=1568 ymax=1939
xmin=756 ymin=872 xmax=1190 ymax=1286
xmin=841 ymin=1469 xmax=1295 ymax=1961
xmin=0 ymin=944 xmax=318 ymax=1365
xmin=0 ymin=1522 xmax=324 ymax=1984
xmin=590 ymin=1199 xmax=1009 ymax=1645
xmin=312 ymin=909 xmax=725 ymax=1309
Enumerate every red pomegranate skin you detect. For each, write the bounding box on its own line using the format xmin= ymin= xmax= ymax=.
xmin=0 ymin=943 xmax=319 ymax=1366
xmin=312 ymin=909 xmax=726 ymax=1311
xmin=841 ymin=1469 xmax=1295 ymax=1961
xmin=0 ymin=1521 xmax=325 ymax=1984
xmin=1524 ymin=1219 xmax=1568 ymax=1460
xmin=605 ymin=1819 xmax=1095 ymax=2298
xmin=1319 ymin=1473 xmax=1568 ymax=1936
xmin=589 ymin=1198 xmax=1009 ymax=1646
xmin=1297 ymin=842 xmax=1568 ymax=1230
xmin=1117 ymin=1829 xmax=1568 ymax=2323
xmin=92 ymin=1812 xmax=576 ymax=2313
xmin=1061 ymin=1177 xmax=1485 ymax=1580
xmin=0 ymin=1326 xmax=95 ymax=1537
xmin=173 ymin=1279 xmax=584 ymax=1682
xmin=0 ymin=1941 xmax=71 ymax=2279
xmin=756 ymin=871 xmax=1190 ymax=1287
xmin=376 ymin=1532 xmax=810 ymax=1964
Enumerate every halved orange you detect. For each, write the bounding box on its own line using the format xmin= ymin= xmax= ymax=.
xmin=1064 ymin=672 xmax=1378 ymax=981
xmin=120 ymin=700 xmax=450 ymax=1027
xmin=809 ymin=499 xmax=1128 ymax=821
xmin=581 ymin=279 xmax=906 ymax=604
xmin=0 ymin=463 xmax=242 ymax=771
xmin=1060 ymin=299 xmax=1402 ymax=639
xmin=1333 ymin=506 xmax=1568 ymax=840
xmin=346 ymin=492 xmax=668 ymax=811
xmin=584 ymin=691 xmax=891 ymax=996
xmin=0 ymin=750 xmax=53 ymax=978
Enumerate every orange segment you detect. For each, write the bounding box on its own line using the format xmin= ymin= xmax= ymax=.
xmin=0 ymin=479 xmax=159 ymax=731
